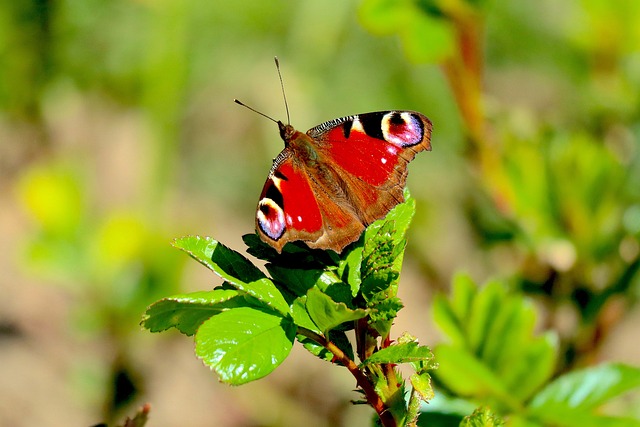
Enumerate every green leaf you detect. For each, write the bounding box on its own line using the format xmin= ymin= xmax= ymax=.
xmin=173 ymin=236 xmax=289 ymax=316
xmin=363 ymin=191 xmax=416 ymax=247
xmin=141 ymin=289 xmax=245 ymax=336
xmin=195 ymin=306 xmax=296 ymax=385
xmin=432 ymin=274 xmax=478 ymax=347
xmin=410 ymin=371 xmax=435 ymax=402
xmin=290 ymin=296 xmax=320 ymax=333
xmin=434 ymin=344 xmax=519 ymax=409
xmin=433 ymin=275 xmax=558 ymax=405
xmin=267 ymin=265 xmax=353 ymax=304
xmin=337 ymin=244 xmax=363 ymax=294
xmin=359 ymin=0 xmax=455 ymax=63
xmin=242 ymin=233 xmax=279 ymax=261
xmin=361 ymin=222 xmax=402 ymax=301
xmin=459 ymin=407 xmax=505 ymax=427
xmin=528 ymin=363 xmax=640 ymax=426
xmin=266 ymin=265 xmax=322 ymax=297
xmin=305 ymin=287 xmax=367 ymax=334
xmin=360 ymin=339 xmax=433 ymax=367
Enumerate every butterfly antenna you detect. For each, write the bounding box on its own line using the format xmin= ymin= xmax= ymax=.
xmin=233 ymin=99 xmax=278 ymax=124
xmin=274 ymin=56 xmax=290 ymax=125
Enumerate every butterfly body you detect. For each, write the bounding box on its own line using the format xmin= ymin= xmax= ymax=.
xmin=256 ymin=111 xmax=432 ymax=253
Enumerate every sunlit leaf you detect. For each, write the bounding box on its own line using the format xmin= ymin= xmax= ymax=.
xmin=305 ymin=287 xmax=367 ymax=334
xmin=528 ymin=363 xmax=640 ymax=425
xmin=360 ymin=340 xmax=433 ymax=366
xmin=141 ymin=289 xmax=245 ymax=336
xmin=173 ymin=236 xmax=289 ymax=316
xmin=195 ymin=307 xmax=296 ymax=385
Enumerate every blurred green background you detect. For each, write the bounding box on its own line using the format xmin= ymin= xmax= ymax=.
xmin=1 ymin=0 xmax=639 ymax=426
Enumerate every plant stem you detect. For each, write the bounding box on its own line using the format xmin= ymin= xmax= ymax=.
xmin=297 ymin=327 xmax=397 ymax=427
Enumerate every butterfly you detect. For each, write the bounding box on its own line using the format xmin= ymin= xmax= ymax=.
xmin=236 ymin=59 xmax=432 ymax=254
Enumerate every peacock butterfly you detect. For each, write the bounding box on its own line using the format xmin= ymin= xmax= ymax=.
xmin=236 ymin=59 xmax=432 ymax=254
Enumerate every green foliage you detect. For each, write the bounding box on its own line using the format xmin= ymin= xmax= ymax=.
xmin=459 ymin=407 xmax=504 ymax=427
xmin=143 ymin=195 xmax=437 ymax=424
xmin=196 ymin=307 xmax=296 ymax=385
xmin=428 ymin=275 xmax=640 ymax=426
xmin=359 ymin=0 xmax=456 ymax=63
xmin=305 ymin=287 xmax=368 ymax=335
xmin=527 ymin=363 xmax=640 ymax=427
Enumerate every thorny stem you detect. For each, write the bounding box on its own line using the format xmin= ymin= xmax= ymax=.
xmin=297 ymin=327 xmax=398 ymax=427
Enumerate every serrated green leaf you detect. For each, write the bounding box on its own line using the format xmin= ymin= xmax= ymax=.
xmin=368 ymin=296 xmax=404 ymax=322
xmin=305 ymin=287 xmax=367 ymax=334
xmin=173 ymin=236 xmax=289 ymax=316
xmin=528 ymin=363 xmax=640 ymax=425
xmin=363 ymin=192 xmax=415 ymax=246
xmin=410 ymin=371 xmax=435 ymax=402
xmin=360 ymin=340 xmax=433 ymax=367
xmin=195 ymin=307 xmax=295 ymax=385
xmin=141 ymin=289 xmax=245 ymax=336
xmin=367 ymin=296 xmax=404 ymax=338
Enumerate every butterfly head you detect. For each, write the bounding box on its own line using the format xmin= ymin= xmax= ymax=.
xmin=278 ymin=121 xmax=296 ymax=146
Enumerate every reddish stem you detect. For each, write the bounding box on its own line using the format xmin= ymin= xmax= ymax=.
xmin=297 ymin=327 xmax=397 ymax=427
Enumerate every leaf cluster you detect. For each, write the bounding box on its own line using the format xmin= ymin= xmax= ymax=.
xmin=425 ymin=274 xmax=640 ymax=426
xmin=142 ymin=194 xmax=435 ymax=425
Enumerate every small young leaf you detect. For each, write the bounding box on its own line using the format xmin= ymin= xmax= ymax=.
xmin=459 ymin=407 xmax=505 ymax=427
xmin=141 ymin=289 xmax=245 ymax=336
xmin=195 ymin=306 xmax=296 ymax=385
xmin=360 ymin=340 xmax=433 ymax=367
xmin=410 ymin=371 xmax=435 ymax=402
xmin=173 ymin=236 xmax=289 ymax=316
xmin=305 ymin=287 xmax=367 ymax=334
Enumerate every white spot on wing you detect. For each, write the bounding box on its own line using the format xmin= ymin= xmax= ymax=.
xmin=351 ymin=117 xmax=365 ymax=134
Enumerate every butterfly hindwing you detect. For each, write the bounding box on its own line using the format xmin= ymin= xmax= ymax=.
xmin=256 ymin=153 xmax=323 ymax=250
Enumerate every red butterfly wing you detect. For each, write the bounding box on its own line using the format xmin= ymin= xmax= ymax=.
xmin=309 ymin=111 xmax=432 ymax=225
xmin=255 ymin=151 xmax=363 ymax=252
xmin=255 ymin=111 xmax=432 ymax=253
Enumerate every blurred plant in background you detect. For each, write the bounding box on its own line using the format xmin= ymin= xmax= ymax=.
xmin=1 ymin=0 xmax=640 ymax=426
